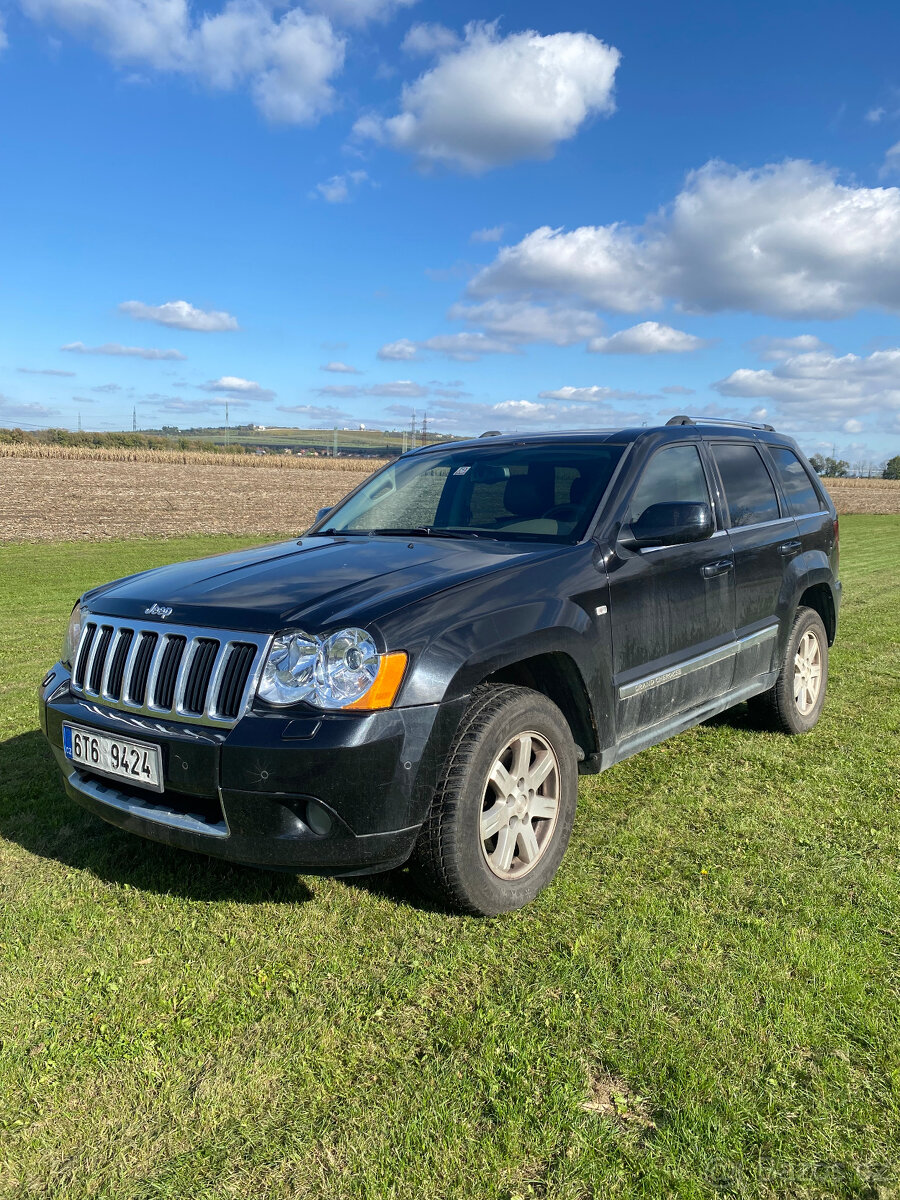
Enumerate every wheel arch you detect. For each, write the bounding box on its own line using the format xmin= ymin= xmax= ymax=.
xmin=797 ymin=581 xmax=836 ymax=645
xmin=481 ymin=651 xmax=599 ymax=763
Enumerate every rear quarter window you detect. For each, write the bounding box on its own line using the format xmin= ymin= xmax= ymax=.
xmin=711 ymin=442 xmax=781 ymax=528
xmin=768 ymin=447 xmax=825 ymax=517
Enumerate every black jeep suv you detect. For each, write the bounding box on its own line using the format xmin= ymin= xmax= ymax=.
xmin=39 ymin=417 xmax=840 ymax=915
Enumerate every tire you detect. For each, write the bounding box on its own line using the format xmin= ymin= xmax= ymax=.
xmin=748 ymin=606 xmax=829 ymax=735
xmin=410 ymin=684 xmax=578 ymax=916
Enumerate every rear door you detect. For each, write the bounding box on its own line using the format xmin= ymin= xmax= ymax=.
xmin=708 ymin=440 xmax=795 ymax=686
xmin=607 ymin=442 xmax=736 ymax=742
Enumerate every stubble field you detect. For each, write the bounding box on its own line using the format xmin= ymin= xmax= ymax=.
xmin=2 ymin=446 xmax=899 ymax=544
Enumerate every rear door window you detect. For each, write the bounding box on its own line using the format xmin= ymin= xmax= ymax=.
xmin=711 ymin=443 xmax=781 ymax=528
xmin=768 ymin=447 xmax=824 ymax=517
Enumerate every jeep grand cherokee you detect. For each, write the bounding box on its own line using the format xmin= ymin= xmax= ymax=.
xmin=39 ymin=416 xmax=840 ymax=916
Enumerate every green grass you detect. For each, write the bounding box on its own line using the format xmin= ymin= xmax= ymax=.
xmin=1 ymin=519 xmax=899 ymax=1199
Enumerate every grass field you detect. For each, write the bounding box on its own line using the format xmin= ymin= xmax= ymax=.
xmin=1 ymin=518 xmax=899 ymax=1199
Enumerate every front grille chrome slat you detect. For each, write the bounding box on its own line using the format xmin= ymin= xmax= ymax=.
xmin=68 ymin=614 xmax=270 ymax=728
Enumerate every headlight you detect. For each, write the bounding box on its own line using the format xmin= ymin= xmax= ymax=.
xmin=257 ymin=627 xmax=407 ymax=711
xmin=61 ymin=602 xmax=83 ymax=667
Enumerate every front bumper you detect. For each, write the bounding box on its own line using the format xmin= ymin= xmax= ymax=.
xmin=39 ymin=664 xmax=465 ymax=876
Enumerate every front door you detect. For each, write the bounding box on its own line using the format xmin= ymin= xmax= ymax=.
xmin=607 ymin=443 xmax=736 ymax=743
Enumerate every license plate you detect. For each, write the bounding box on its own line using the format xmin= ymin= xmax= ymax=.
xmin=63 ymin=723 xmax=163 ymax=793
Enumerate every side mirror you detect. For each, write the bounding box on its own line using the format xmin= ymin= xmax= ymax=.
xmin=313 ymin=506 xmax=332 ymax=524
xmin=630 ymin=501 xmax=713 ymax=548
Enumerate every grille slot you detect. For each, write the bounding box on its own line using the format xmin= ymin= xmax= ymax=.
xmin=152 ymin=635 xmax=187 ymax=710
xmin=88 ymin=626 xmax=114 ymax=693
xmin=128 ymin=632 xmax=159 ymax=706
xmin=73 ymin=622 xmax=97 ymax=689
xmin=105 ymin=629 xmax=134 ymax=700
xmin=215 ymin=643 xmax=257 ymax=719
xmin=184 ymin=639 xmax=219 ymax=714
xmin=69 ymin=616 xmax=268 ymax=727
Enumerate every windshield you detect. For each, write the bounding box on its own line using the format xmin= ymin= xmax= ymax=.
xmin=314 ymin=442 xmax=625 ymax=543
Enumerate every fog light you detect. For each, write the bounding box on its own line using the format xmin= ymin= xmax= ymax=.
xmin=305 ymin=801 xmax=334 ymax=837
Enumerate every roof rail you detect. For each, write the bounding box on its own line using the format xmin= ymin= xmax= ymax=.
xmin=479 ymin=429 xmax=502 ymax=437
xmin=665 ymin=414 xmax=775 ymax=433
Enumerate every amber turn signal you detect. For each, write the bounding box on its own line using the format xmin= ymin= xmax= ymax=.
xmin=345 ymin=651 xmax=408 ymax=711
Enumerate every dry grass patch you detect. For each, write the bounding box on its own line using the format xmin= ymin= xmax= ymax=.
xmin=582 ymin=1070 xmax=656 ymax=1130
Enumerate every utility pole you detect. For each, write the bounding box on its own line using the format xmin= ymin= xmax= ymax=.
xmin=410 ymin=410 xmax=416 ymax=451
xmin=332 ymin=426 xmax=339 ymax=458
xmin=132 ymin=406 xmax=137 ymax=433
xmin=421 ymin=411 xmax=427 ymax=446
xmin=77 ymin=411 xmax=82 ymax=433
xmin=225 ymin=400 xmax=230 ymax=449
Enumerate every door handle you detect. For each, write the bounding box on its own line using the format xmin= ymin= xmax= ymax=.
xmin=701 ymin=559 xmax=734 ymax=578
xmin=778 ymin=539 xmax=802 ymax=556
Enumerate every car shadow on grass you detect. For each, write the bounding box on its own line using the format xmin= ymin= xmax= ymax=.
xmin=0 ymin=729 xmax=314 ymax=906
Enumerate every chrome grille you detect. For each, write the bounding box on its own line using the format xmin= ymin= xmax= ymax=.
xmin=71 ymin=615 xmax=271 ymax=727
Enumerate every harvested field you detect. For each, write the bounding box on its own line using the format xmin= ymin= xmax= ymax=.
xmin=2 ymin=447 xmax=899 ymax=542
xmin=822 ymin=475 xmax=900 ymax=514
xmin=0 ymin=453 xmax=382 ymax=542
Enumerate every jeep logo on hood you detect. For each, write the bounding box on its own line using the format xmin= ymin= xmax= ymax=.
xmin=144 ymin=603 xmax=173 ymax=620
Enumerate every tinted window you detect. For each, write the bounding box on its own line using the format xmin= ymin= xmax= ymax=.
xmin=319 ymin=443 xmax=624 ymax=543
xmin=629 ymin=445 xmax=710 ymax=522
xmin=712 ymin=443 xmax=781 ymax=527
xmin=768 ymin=447 xmax=823 ymax=517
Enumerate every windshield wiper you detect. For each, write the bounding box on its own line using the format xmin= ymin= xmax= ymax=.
xmin=369 ymin=527 xmax=496 ymax=540
xmin=310 ymin=526 xmax=497 ymax=540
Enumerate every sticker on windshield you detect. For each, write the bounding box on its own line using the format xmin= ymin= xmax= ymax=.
xmin=453 ymin=466 xmax=471 ymax=475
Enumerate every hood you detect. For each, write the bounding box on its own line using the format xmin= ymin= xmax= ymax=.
xmin=84 ymin=535 xmax=569 ymax=634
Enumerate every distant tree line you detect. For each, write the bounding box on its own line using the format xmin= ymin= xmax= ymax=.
xmin=0 ymin=427 xmax=247 ymax=453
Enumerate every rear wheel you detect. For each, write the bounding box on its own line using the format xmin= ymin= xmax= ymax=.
xmin=749 ymin=606 xmax=829 ymax=734
xmin=410 ymin=684 xmax=578 ymax=916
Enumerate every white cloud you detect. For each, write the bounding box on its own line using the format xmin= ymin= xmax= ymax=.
xmin=471 ymin=159 xmax=900 ymax=319
xmin=200 ymin=375 xmax=275 ymax=400
xmin=418 ymin=332 xmax=520 ymax=361
xmin=401 ymin=21 xmax=458 ymax=56
xmin=321 ymin=360 xmax=361 ymax=373
xmin=17 ymin=366 xmax=76 ymax=376
xmin=470 ymin=225 xmax=505 ymax=244
xmin=0 ymin=395 xmax=59 ymax=421
xmin=150 ymin=397 xmax=249 ymax=414
xmin=315 ymin=379 xmax=430 ymax=399
xmin=0 ymin=15 xmax=8 ymax=52
xmin=714 ymin=345 xmax=900 ymax=430
xmin=62 ymin=341 xmax=185 ymax=360
xmin=661 ymin=384 xmax=695 ymax=395
xmin=537 ymin=385 xmax=657 ymax=404
xmin=277 ymin=403 xmax=354 ymax=422
xmin=356 ymin=21 xmax=620 ymax=172
xmin=880 ymin=141 xmax=900 ymax=180
xmin=119 ymin=299 xmax=239 ymax=331
xmin=449 ymin=299 xmax=602 ymax=346
xmin=866 ymin=107 xmax=886 ymax=123
xmin=309 ymin=0 xmax=417 ymax=26
xmin=747 ymin=334 xmax=832 ymax=361
xmin=377 ymin=338 xmax=419 ymax=361
xmin=418 ymin=393 xmax=648 ymax=432
xmin=311 ymin=169 xmax=368 ymax=203
xmin=588 ymin=321 xmax=707 ymax=355
xmin=21 ymin=0 xmax=345 ymax=123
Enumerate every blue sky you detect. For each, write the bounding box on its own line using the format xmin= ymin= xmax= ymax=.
xmin=2 ymin=0 xmax=900 ymax=465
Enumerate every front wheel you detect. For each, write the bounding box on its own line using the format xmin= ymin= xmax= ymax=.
xmin=409 ymin=684 xmax=578 ymax=916
xmin=749 ymin=606 xmax=829 ymax=734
